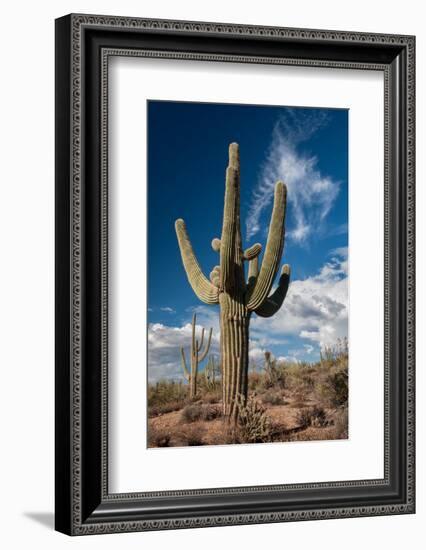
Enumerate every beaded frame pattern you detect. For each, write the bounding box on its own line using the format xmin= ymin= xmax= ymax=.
xmin=68 ymin=14 xmax=415 ymax=535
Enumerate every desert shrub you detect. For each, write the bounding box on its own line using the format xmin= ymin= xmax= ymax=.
xmin=332 ymin=407 xmax=348 ymax=439
xmin=148 ymin=426 xmax=171 ymax=448
xmin=315 ymin=368 xmax=348 ymax=407
xmin=247 ymin=367 xmax=287 ymax=392
xmin=247 ymin=371 xmax=266 ymax=391
xmin=181 ymin=404 xmax=222 ymax=423
xmin=201 ymin=405 xmax=222 ymax=421
xmin=235 ymin=396 xmax=272 ymax=443
xmin=203 ymin=392 xmax=221 ymax=404
xmin=148 ymin=380 xmax=188 ymax=410
xmin=187 ymin=436 xmax=204 ymax=446
xmin=297 ymin=406 xmax=329 ymax=429
xmin=176 ymin=425 xmax=206 ymax=446
xmin=181 ymin=404 xmax=204 ymax=422
xmin=149 ymin=401 xmax=185 ymax=417
xmin=329 ymin=370 xmax=348 ymax=406
xmin=197 ymin=377 xmax=221 ymax=395
xmin=285 ymin=364 xmax=316 ymax=395
xmin=320 ymin=338 xmax=348 ymax=368
xmin=261 ymin=391 xmax=286 ymax=406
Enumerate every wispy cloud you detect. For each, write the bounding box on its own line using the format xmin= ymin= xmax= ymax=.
xmin=160 ymin=306 xmax=176 ymax=314
xmin=246 ymin=109 xmax=340 ymax=244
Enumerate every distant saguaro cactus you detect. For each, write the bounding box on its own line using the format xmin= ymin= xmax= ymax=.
xmin=204 ymin=355 xmax=220 ymax=390
xmin=175 ymin=143 xmax=290 ymax=419
xmin=264 ymin=351 xmax=278 ymax=386
xmin=180 ymin=313 xmax=212 ymax=399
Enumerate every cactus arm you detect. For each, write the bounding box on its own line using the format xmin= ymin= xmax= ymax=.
xmin=191 ymin=313 xmax=196 ymax=352
xmin=198 ymin=327 xmax=213 ymax=362
xmin=255 ymin=265 xmax=291 ymax=318
xmin=211 ymin=238 xmax=221 ymax=252
xmin=247 ymin=181 xmax=287 ymax=311
xmin=247 ymin=255 xmax=259 ymax=289
xmin=198 ymin=327 xmax=205 ymax=352
xmin=180 ymin=347 xmax=190 ymax=380
xmin=243 ymin=243 xmax=262 ymax=261
xmin=175 ymin=219 xmax=219 ymax=304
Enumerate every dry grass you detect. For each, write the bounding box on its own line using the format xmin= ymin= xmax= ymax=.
xmin=148 ymin=380 xmax=188 ymax=418
xmin=147 ymin=343 xmax=348 ymax=447
xmin=148 ymin=426 xmax=171 ymax=448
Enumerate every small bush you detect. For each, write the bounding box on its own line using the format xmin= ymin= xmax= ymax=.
xmin=297 ymin=406 xmax=329 ymax=429
xmin=320 ymin=338 xmax=348 ymax=368
xmin=177 ymin=425 xmax=206 ymax=446
xmin=203 ymin=392 xmax=221 ymax=404
xmin=148 ymin=380 xmax=188 ymax=411
xmin=285 ymin=364 xmax=316 ymax=395
xmin=329 ymin=370 xmax=348 ymax=406
xmin=315 ymin=369 xmax=348 ymax=407
xmin=202 ymin=406 xmax=222 ymax=421
xmin=332 ymin=407 xmax=348 ymax=439
xmin=149 ymin=400 xmax=185 ymax=417
xmin=181 ymin=404 xmax=222 ymax=423
xmin=235 ymin=396 xmax=272 ymax=443
xmin=186 ymin=427 xmax=205 ymax=446
xmin=247 ymin=371 xmax=265 ymax=391
xmin=181 ymin=404 xmax=204 ymax=423
xmin=148 ymin=427 xmax=171 ymax=448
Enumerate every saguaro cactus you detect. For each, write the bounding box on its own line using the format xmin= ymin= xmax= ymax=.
xmin=180 ymin=313 xmax=213 ymax=398
xmin=175 ymin=143 xmax=290 ymax=419
xmin=204 ymin=355 xmax=220 ymax=390
xmin=264 ymin=351 xmax=279 ymax=386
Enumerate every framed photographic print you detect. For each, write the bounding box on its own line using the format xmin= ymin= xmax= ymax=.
xmin=55 ymin=14 xmax=415 ymax=535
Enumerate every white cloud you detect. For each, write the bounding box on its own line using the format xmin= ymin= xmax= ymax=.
xmin=148 ymin=319 xmax=220 ymax=383
xmin=246 ymin=110 xmax=340 ymax=244
xmin=251 ymin=248 xmax=348 ymax=351
xmin=248 ymin=347 xmax=268 ymax=364
xmin=148 ymin=249 xmax=348 ymax=381
xmin=189 ymin=305 xmax=221 ymax=333
xmin=160 ymin=306 xmax=176 ymax=313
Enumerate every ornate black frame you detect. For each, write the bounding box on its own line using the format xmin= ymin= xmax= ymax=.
xmin=55 ymin=14 xmax=415 ymax=535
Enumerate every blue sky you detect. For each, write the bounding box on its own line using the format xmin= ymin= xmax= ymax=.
xmin=147 ymin=100 xmax=348 ymax=382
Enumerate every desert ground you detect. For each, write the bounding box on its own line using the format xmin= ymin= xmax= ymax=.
xmin=148 ymin=340 xmax=348 ymax=448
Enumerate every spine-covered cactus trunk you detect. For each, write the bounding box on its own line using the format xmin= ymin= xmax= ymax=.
xmin=189 ymin=350 xmax=198 ymax=398
xmin=175 ymin=142 xmax=291 ymax=421
xmin=220 ymin=295 xmax=251 ymax=418
xmin=180 ymin=313 xmax=212 ymax=399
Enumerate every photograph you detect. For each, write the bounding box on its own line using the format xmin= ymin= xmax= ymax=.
xmin=147 ymin=100 xmax=349 ymax=448
xmin=52 ymin=11 xmax=415 ymax=537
